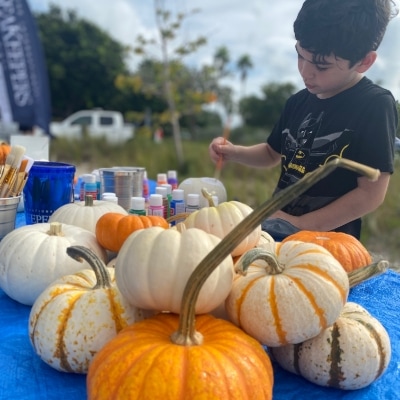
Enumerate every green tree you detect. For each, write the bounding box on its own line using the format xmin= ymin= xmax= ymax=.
xmin=239 ymin=82 xmax=297 ymax=128
xmin=132 ymin=1 xmax=207 ymax=168
xmin=35 ymin=5 xmax=129 ymax=118
xmin=237 ymin=54 xmax=253 ymax=98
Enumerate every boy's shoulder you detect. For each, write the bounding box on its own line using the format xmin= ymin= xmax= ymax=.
xmin=288 ymin=77 xmax=394 ymax=104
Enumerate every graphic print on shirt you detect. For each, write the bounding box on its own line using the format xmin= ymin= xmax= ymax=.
xmin=280 ymin=111 xmax=352 ymax=188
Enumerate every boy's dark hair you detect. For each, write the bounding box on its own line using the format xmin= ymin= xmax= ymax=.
xmin=294 ymin=0 xmax=398 ymax=66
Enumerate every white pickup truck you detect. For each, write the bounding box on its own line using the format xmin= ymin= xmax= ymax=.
xmin=50 ymin=109 xmax=134 ymax=143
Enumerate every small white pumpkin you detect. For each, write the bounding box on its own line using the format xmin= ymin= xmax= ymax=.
xmin=178 ymin=177 xmax=227 ymax=208
xmin=49 ymin=195 xmax=127 ymax=234
xmin=29 ymin=246 xmax=153 ymax=373
xmin=270 ymin=302 xmax=391 ymax=390
xmin=0 ymin=222 xmax=107 ymax=305
xmin=115 ymin=227 xmax=234 ymax=314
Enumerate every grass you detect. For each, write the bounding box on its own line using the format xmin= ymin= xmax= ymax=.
xmin=50 ymin=134 xmax=400 ymax=271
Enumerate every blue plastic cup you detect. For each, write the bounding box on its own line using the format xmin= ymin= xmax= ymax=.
xmin=23 ymin=161 xmax=76 ymax=224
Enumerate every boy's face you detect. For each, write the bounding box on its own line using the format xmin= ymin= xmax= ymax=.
xmin=295 ymin=42 xmax=363 ymax=99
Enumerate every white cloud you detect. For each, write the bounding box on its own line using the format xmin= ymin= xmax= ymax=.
xmin=28 ymin=0 xmax=400 ymax=100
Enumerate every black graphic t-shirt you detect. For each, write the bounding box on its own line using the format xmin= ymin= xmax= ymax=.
xmin=267 ymin=77 xmax=398 ymax=237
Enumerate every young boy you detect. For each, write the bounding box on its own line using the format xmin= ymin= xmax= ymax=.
xmin=209 ymin=0 xmax=399 ymax=239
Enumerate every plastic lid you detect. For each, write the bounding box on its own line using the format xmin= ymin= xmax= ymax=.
xmin=167 ymin=170 xmax=177 ymax=179
xmin=149 ymin=193 xmax=163 ymax=207
xmin=187 ymin=193 xmax=200 ymax=206
xmin=131 ymin=196 xmax=145 ymax=210
xmin=161 ymin=183 xmax=172 ymax=194
xmin=85 ymin=174 xmax=96 ymax=184
xmin=172 ymin=189 xmax=184 ymax=201
xmin=157 ymin=173 xmax=167 ymax=183
xmin=155 ymin=186 xmax=167 ymax=198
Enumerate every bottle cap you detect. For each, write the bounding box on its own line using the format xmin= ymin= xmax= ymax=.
xmin=131 ymin=196 xmax=145 ymax=210
xmin=161 ymin=183 xmax=172 ymax=194
xmin=85 ymin=174 xmax=96 ymax=184
xmin=157 ymin=173 xmax=167 ymax=184
xmin=167 ymin=170 xmax=177 ymax=179
xmin=172 ymin=189 xmax=184 ymax=201
xmin=187 ymin=193 xmax=200 ymax=206
xmin=155 ymin=186 xmax=167 ymax=198
xmin=149 ymin=193 xmax=163 ymax=207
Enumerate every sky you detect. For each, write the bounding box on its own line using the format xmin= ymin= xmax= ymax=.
xmin=28 ymin=0 xmax=400 ymax=106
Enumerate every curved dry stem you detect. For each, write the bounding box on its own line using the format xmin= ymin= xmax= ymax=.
xmin=201 ymin=188 xmax=216 ymax=207
xmin=234 ymin=248 xmax=283 ymax=275
xmin=66 ymin=245 xmax=112 ymax=289
xmin=348 ymin=260 xmax=389 ymax=288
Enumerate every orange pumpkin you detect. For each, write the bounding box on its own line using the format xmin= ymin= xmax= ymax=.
xmin=95 ymin=212 xmax=169 ymax=252
xmin=281 ymin=230 xmax=372 ymax=272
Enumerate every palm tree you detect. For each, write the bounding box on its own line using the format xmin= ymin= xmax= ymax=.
xmin=237 ymin=54 xmax=253 ymax=98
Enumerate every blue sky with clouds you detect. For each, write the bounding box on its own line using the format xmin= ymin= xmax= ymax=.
xmin=28 ymin=0 xmax=400 ymax=102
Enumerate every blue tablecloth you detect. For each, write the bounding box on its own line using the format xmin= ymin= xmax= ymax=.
xmin=1 ymin=214 xmax=399 ymax=399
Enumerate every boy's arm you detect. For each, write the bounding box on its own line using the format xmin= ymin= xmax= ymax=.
xmin=271 ymin=173 xmax=391 ymax=232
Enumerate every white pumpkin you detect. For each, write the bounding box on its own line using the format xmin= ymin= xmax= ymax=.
xmin=270 ymin=302 xmax=391 ymax=390
xmin=178 ymin=177 xmax=227 ymax=208
xmin=115 ymin=227 xmax=234 ymax=314
xmin=0 ymin=222 xmax=107 ymax=305
xmin=29 ymin=246 xmax=153 ymax=373
xmin=49 ymin=195 xmax=127 ymax=234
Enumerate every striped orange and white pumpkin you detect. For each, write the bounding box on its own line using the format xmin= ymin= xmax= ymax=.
xmin=225 ymin=240 xmax=349 ymax=347
xmin=270 ymin=302 xmax=391 ymax=390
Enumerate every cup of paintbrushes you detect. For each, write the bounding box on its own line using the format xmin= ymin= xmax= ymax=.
xmin=0 ymin=196 xmax=21 ymax=241
xmin=23 ymin=161 xmax=76 ymax=224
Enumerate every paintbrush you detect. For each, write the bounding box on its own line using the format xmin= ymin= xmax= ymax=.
xmin=0 ymin=145 xmax=26 ymax=197
xmin=214 ymin=119 xmax=231 ymax=180
xmin=12 ymin=155 xmax=34 ymax=196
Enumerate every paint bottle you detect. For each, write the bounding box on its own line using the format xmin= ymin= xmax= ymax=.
xmin=170 ymin=189 xmax=185 ymax=225
xmin=79 ymin=174 xmax=93 ymax=201
xmin=142 ymin=170 xmax=150 ymax=203
xmin=129 ymin=196 xmax=147 ymax=215
xmin=185 ymin=193 xmax=200 ymax=213
xmin=147 ymin=194 xmax=164 ymax=217
xmin=84 ymin=174 xmax=98 ymax=201
xmin=167 ymin=170 xmax=178 ymax=189
xmin=155 ymin=186 xmax=169 ymax=219
xmin=161 ymin=183 xmax=172 ymax=218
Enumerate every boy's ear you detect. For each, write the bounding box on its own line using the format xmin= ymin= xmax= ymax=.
xmin=355 ymin=51 xmax=377 ymax=73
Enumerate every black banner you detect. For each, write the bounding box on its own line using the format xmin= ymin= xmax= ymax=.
xmin=0 ymin=0 xmax=51 ymax=134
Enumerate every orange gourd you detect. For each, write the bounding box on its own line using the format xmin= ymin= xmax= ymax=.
xmin=281 ymin=230 xmax=372 ymax=272
xmin=95 ymin=212 xmax=169 ymax=252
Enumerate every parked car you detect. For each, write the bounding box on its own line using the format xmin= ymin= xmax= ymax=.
xmin=50 ymin=109 xmax=134 ymax=143
xmin=395 ymin=136 xmax=400 ymax=152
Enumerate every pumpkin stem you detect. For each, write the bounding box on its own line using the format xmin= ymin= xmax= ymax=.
xmin=66 ymin=245 xmax=112 ymax=289
xmin=84 ymin=195 xmax=94 ymax=206
xmin=201 ymin=188 xmax=216 ymax=207
xmin=173 ymin=158 xmax=380 ymax=345
xmin=234 ymin=248 xmax=284 ymax=275
xmin=166 ymin=213 xmax=190 ymax=224
xmin=47 ymin=222 xmax=65 ymax=237
xmin=348 ymin=260 xmax=389 ymax=288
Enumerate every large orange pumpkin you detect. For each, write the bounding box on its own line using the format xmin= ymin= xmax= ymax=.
xmin=95 ymin=212 xmax=169 ymax=252
xmin=281 ymin=230 xmax=372 ymax=272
